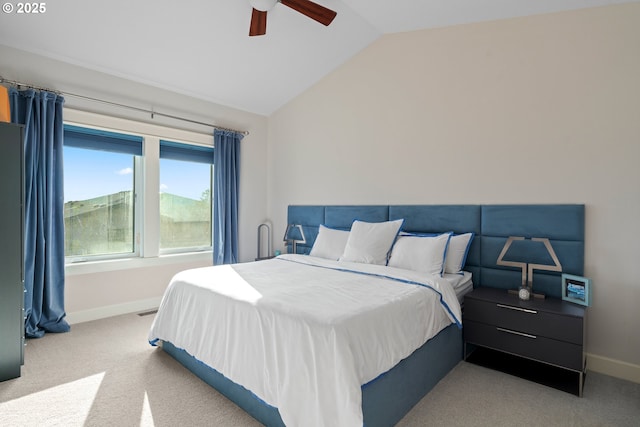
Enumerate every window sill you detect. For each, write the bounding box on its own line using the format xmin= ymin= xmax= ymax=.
xmin=65 ymin=251 xmax=213 ymax=276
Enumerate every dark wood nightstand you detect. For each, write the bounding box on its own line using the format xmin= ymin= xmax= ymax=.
xmin=463 ymin=287 xmax=587 ymax=396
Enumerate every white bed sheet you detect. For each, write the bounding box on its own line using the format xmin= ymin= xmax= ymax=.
xmin=148 ymin=254 xmax=461 ymax=427
xmin=444 ymin=271 xmax=474 ymax=303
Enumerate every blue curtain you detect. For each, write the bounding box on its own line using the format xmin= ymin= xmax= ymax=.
xmin=10 ymin=88 xmax=70 ymax=338
xmin=213 ymin=129 xmax=243 ymax=265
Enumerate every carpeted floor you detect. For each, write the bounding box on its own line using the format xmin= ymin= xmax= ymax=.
xmin=1 ymin=312 xmax=638 ymax=426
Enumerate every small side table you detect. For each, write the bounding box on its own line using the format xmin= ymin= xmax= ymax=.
xmin=463 ymin=287 xmax=587 ymax=396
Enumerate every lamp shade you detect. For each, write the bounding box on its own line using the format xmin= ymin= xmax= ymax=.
xmin=283 ymin=224 xmax=306 ymax=254
xmin=496 ymin=236 xmax=562 ymax=299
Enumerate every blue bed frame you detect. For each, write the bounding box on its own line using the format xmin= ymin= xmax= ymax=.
xmin=160 ymin=204 xmax=585 ymax=426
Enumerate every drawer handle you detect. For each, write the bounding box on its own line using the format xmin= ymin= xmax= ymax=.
xmin=496 ymin=303 xmax=537 ymax=314
xmin=496 ymin=327 xmax=537 ymax=339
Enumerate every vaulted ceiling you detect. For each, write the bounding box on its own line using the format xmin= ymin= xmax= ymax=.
xmin=0 ymin=0 xmax=634 ymax=115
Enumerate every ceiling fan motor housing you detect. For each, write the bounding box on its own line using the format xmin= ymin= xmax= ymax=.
xmin=250 ymin=0 xmax=278 ymax=12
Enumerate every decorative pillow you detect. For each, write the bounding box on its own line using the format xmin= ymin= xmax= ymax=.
xmin=309 ymin=225 xmax=350 ymax=260
xmin=444 ymin=233 xmax=475 ymax=274
xmin=339 ymin=219 xmax=404 ymax=265
xmin=388 ymin=233 xmax=452 ymax=276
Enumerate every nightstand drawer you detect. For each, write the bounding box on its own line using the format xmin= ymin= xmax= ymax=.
xmin=464 ymin=298 xmax=583 ymax=345
xmin=464 ymin=320 xmax=584 ymax=371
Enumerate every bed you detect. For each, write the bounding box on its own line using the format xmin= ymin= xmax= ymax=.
xmin=148 ymin=204 xmax=585 ymax=426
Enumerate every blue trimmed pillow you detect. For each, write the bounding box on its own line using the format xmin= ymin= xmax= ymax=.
xmin=388 ymin=233 xmax=452 ymax=276
xmin=309 ymin=225 xmax=350 ymax=260
xmin=444 ymin=233 xmax=474 ymax=274
xmin=339 ymin=219 xmax=404 ymax=265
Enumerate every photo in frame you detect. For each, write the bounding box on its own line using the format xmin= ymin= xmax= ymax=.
xmin=561 ymin=273 xmax=591 ymax=306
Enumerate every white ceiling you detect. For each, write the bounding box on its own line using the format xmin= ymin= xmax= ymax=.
xmin=0 ymin=0 xmax=634 ymax=116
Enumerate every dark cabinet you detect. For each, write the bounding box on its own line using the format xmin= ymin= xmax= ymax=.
xmin=463 ymin=287 xmax=586 ymax=396
xmin=0 ymin=122 xmax=24 ymax=382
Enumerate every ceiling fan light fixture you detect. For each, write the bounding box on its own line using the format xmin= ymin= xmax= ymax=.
xmin=249 ymin=0 xmax=278 ymax=12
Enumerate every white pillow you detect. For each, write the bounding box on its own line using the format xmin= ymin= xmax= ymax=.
xmin=309 ymin=225 xmax=350 ymax=260
xmin=388 ymin=233 xmax=452 ymax=275
xmin=339 ymin=219 xmax=404 ymax=265
xmin=444 ymin=233 xmax=474 ymax=274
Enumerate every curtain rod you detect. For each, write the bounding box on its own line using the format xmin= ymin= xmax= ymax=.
xmin=0 ymin=76 xmax=249 ymax=136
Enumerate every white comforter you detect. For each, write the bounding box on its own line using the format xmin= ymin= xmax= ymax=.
xmin=148 ymin=254 xmax=461 ymax=427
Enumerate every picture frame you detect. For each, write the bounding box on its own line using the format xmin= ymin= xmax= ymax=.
xmin=561 ymin=273 xmax=591 ymax=306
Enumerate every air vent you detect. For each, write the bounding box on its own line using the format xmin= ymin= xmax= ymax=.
xmin=137 ymin=310 xmax=158 ymax=317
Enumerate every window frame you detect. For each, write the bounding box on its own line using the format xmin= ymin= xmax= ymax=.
xmin=158 ymin=139 xmax=214 ymax=255
xmin=63 ymin=109 xmax=215 ymax=276
xmin=63 ymin=126 xmax=143 ymax=263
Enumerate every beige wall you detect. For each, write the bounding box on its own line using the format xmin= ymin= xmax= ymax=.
xmin=268 ymin=4 xmax=640 ymax=374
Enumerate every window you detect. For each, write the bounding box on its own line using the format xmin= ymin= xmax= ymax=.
xmin=63 ymin=125 xmax=142 ymax=261
xmin=159 ymin=140 xmax=214 ymax=252
xmin=63 ymin=119 xmax=216 ymax=266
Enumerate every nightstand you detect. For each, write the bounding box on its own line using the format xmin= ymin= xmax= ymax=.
xmin=463 ymin=287 xmax=587 ymax=396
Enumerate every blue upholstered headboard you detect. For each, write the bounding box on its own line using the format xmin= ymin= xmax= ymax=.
xmin=287 ymin=204 xmax=584 ymax=299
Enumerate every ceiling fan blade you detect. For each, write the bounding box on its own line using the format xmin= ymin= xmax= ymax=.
xmin=249 ymin=8 xmax=267 ymax=36
xmin=281 ymin=0 xmax=337 ymax=26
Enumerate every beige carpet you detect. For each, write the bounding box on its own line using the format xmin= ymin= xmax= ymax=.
xmin=1 ymin=312 xmax=638 ymax=426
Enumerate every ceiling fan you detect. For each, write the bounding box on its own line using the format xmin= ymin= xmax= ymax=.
xmin=249 ymin=0 xmax=337 ymax=36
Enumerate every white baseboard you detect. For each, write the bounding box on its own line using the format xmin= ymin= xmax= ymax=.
xmin=65 ymin=297 xmax=163 ymax=325
xmin=587 ymin=353 xmax=640 ymax=384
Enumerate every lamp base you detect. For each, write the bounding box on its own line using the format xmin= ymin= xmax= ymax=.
xmin=508 ymin=289 xmax=546 ymax=300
